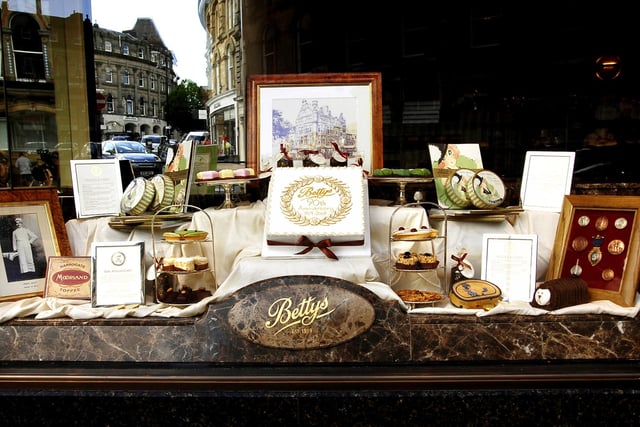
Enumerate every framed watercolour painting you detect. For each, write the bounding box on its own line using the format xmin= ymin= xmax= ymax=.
xmin=0 ymin=189 xmax=70 ymax=301
xmin=247 ymin=72 xmax=383 ymax=174
xmin=546 ymin=195 xmax=640 ymax=307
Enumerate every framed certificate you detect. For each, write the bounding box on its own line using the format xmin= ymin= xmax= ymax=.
xmin=70 ymin=159 xmax=124 ymax=218
xmin=481 ymin=233 xmax=538 ymax=302
xmin=91 ymin=241 xmax=145 ymax=307
xmin=520 ymin=151 xmax=575 ymax=212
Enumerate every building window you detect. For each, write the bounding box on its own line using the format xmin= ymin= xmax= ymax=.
xmin=151 ymin=51 xmax=158 ymax=63
xmin=105 ymin=67 xmax=113 ymax=83
xmin=138 ymin=72 xmax=145 ymax=88
xmin=227 ymin=45 xmax=234 ymax=89
xmin=139 ymin=97 xmax=146 ymax=116
xmin=227 ymin=0 xmax=234 ymax=29
xmin=106 ymin=94 xmax=114 ymax=112
xmin=105 ymin=40 xmax=112 ymax=52
xmin=122 ymin=44 xmax=129 ymax=55
xmin=123 ymin=70 xmax=130 ymax=85
xmin=151 ymin=99 xmax=157 ymax=117
xmin=215 ymin=53 xmax=221 ymax=93
xmin=126 ymin=96 xmax=133 ymax=115
xmin=150 ymin=74 xmax=156 ymax=90
xmin=160 ymin=77 xmax=166 ymax=93
xmin=11 ymin=13 xmax=46 ymax=80
xmin=138 ymin=47 xmax=144 ymax=59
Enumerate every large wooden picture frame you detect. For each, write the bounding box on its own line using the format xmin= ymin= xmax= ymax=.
xmin=547 ymin=195 xmax=640 ymax=307
xmin=247 ymin=72 xmax=383 ymax=173
xmin=0 ymin=189 xmax=71 ymax=301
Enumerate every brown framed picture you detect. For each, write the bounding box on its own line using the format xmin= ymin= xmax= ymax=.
xmin=546 ymin=195 xmax=640 ymax=307
xmin=0 ymin=189 xmax=71 ymax=301
xmin=247 ymin=72 xmax=383 ymax=174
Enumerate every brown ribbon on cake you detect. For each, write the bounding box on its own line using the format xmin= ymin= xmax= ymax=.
xmin=267 ymin=235 xmax=365 ymax=260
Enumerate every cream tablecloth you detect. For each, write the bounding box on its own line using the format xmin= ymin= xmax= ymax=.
xmin=0 ymin=201 xmax=637 ymax=321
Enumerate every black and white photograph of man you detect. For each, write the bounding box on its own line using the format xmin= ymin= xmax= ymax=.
xmin=0 ymin=214 xmax=47 ymax=282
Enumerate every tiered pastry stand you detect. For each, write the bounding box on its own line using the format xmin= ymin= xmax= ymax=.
xmin=388 ymin=201 xmax=449 ymax=306
xmin=151 ymin=204 xmax=216 ymax=305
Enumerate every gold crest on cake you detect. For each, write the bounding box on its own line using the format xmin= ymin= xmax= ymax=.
xmin=263 ymin=166 xmax=370 ymax=258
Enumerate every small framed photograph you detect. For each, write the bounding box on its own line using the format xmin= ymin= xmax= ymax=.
xmin=547 ymin=195 xmax=640 ymax=307
xmin=44 ymin=256 xmax=91 ymax=300
xmin=91 ymin=241 xmax=145 ymax=307
xmin=0 ymin=189 xmax=70 ymax=301
xmin=70 ymin=159 xmax=124 ymax=218
xmin=481 ymin=233 xmax=538 ymax=302
xmin=520 ymin=151 xmax=575 ymax=212
xmin=247 ymin=72 xmax=383 ymax=173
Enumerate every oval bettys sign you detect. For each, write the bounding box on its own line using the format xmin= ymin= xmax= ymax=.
xmin=227 ymin=280 xmax=375 ymax=350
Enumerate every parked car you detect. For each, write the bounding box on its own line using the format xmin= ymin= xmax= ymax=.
xmin=141 ymin=134 xmax=167 ymax=154
xmin=101 ymin=140 xmax=163 ymax=178
xmin=181 ymin=131 xmax=210 ymax=145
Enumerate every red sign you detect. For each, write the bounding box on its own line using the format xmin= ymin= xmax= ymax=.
xmin=96 ymin=93 xmax=106 ymax=110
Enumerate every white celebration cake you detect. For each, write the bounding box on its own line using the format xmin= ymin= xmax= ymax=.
xmin=263 ymin=166 xmax=369 ymax=258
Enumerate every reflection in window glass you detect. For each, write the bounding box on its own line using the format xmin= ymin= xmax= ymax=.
xmin=1 ymin=4 xmax=91 ymax=189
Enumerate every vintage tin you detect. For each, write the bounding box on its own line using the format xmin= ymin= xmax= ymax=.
xmin=449 ymin=279 xmax=502 ymax=310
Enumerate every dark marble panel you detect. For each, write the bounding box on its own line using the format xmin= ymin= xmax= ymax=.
xmin=0 ymin=321 xmax=206 ymax=362
xmin=539 ymin=316 xmax=640 ymax=360
xmin=409 ymin=313 xmax=640 ymax=362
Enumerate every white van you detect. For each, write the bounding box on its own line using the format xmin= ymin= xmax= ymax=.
xmin=181 ymin=131 xmax=210 ymax=145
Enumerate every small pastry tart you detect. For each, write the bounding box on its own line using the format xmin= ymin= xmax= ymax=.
xmin=395 ymin=251 xmax=419 ymax=270
xmin=392 ymin=226 xmax=438 ymax=240
xmin=163 ymin=230 xmax=208 ymax=242
xmin=149 ymin=174 xmax=175 ymax=211
xmin=121 ymin=177 xmax=155 ymax=216
xmin=416 ymin=253 xmax=439 ymax=269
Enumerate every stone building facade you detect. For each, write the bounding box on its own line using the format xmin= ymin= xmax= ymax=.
xmin=199 ymin=0 xmax=242 ymax=161
xmin=92 ymin=18 xmax=177 ymax=141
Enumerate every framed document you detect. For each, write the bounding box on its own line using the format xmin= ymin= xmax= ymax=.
xmin=481 ymin=234 xmax=538 ymax=302
xmin=91 ymin=241 xmax=145 ymax=307
xmin=520 ymin=151 xmax=575 ymax=212
xmin=70 ymin=159 xmax=124 ymax=218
